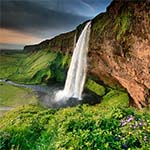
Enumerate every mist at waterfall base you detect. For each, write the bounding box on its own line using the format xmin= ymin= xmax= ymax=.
xmin=0 ymin=79 xmax=100 ymax=109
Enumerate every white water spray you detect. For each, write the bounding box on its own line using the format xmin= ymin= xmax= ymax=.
xmin=55 ymin=21 xmax=91 ymax=101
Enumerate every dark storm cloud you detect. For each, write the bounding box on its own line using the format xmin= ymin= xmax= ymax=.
xmin=0 ymin=0 xmax=112 ymax=50
xmin=0 ymin=0 xmax=111 ymax=39
xmin=0 ymin=0 xmax=87 ymax=38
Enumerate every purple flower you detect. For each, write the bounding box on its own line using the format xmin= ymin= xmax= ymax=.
xmin=121 ymin=122 xmax=127 ymax=126
xmin=123 ymin=144 xmax=128 ymax=149
xmin=134 ymin=122 xmax=138 ymax=127
xmin=121 ymin=119 xmax=125 ymax=123
xmin=127 ymin=115 xmax=134 ymax=122
xmin=132 ymin=125 xmax=136 ymax=129
xmin=139 ymin=122 xmax=143 ymax=126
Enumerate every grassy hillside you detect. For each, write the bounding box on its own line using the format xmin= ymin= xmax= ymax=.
xmin=0 ymin=93 xmax=149 ymax=150
xmin=0 ymin=49 xmax=70 ymax=84
xmin=0 ymin=53 xmax=26 ymax=79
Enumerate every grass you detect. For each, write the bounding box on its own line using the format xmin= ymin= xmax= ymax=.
xmin=0 ymin=82 xmax=37 ymax=112
xmin=11 ymin=49 xmax=58 ymax=83
xmin=0 ymin=54 xmax=26 ymax=79
xmin=0 ymin=91 xmax=149 ymax=150
xmin=0 ymin=49 xmax=70 ymax=84
xmin=85 ymin=79 xmax=105 ymax=96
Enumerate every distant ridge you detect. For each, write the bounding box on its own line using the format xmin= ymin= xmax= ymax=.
xmin=0 ymin=49 xmax=23 ymax=54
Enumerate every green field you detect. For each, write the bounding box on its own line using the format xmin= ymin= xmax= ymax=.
xmin=0 ymin=81 xmax=38 ymax=115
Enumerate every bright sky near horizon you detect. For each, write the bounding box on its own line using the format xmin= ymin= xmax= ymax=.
xmin=0 ymin=0 xmax=111 ymax=50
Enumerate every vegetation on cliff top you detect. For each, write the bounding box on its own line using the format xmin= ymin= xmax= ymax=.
xmin=0 ymin=2 xmax=149 ymax=149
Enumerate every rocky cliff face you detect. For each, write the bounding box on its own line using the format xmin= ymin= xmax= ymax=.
xmin=24 ymin=0 xmax=150 ymax=109
xmin=89 ymin=0 xmax=150 ymax=109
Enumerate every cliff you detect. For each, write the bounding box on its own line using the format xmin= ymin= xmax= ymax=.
xmin=24 ymin=0 xmax=150 ymax=109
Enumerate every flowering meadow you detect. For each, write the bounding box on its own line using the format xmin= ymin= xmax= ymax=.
xmin=0 ymin=91 xmax=150 ymax=150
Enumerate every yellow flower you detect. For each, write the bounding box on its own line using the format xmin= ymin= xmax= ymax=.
xmin=129 ymin=132 xmax=132 ymax=135
xmin=147 ymin=129 xmax=150 ymax=132
xmin=69 ymin=147 xmax=73 ymax=150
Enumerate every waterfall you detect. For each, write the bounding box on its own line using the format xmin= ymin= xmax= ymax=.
xmin=73 ymin=32 xmax=77 ymax=49
xmin=55 ymin=21 xmax=91 ymax=101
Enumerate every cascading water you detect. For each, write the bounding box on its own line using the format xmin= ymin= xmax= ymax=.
xmin=55 ymin=21 xmax=91 ymax=101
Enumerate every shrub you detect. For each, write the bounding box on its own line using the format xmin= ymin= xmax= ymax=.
xmin=0 ymin=103 xmax=149 ymax=150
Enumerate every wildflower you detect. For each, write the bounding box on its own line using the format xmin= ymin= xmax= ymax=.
xmin=127 ymin=115 xmax=134 ymax=122
xmin=121 ymin=119 xmax=125 ymax=123
xmin=128 ymin=132 xmax=132 ymax=135
xmin=121 ymin=122 xmax=127 ymax=126
xmin=139 ymin=122 xmax=143 ymax=127
xmin=144 ymin=136 xmax=147 ymax=141
xmin=123 ymin=144 xmax=128 ymax=149
xmin=134 ymin=122 xmax=138 ymax=127
xmin=133 ymin=125 xmax=136 ymax=129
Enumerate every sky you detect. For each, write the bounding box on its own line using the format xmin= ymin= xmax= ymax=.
xmin=0 ymin=0 xmax=112 ymax=50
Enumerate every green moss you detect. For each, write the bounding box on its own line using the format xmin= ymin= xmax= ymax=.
xmin=102 ymin=89 xmax=129 ymax=108
xmin=85 ymin=79 xmax=105 ymax=96
xmin=14 ymin=50 xmax=58 ymax=82
xmin=114 ymin=8 xmax=131 ymax=40
xmin=31 ymin=68 xmax=51 ymax=83
xmin=48 ymin=52 xmax=70 ymax=82
xmin=92 ymin=13 xmax=110 ymax=34
xmin=61 ymin=52 xmax=70 ymax=68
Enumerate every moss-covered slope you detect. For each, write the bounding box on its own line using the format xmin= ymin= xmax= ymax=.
xmin=0 ymin=49 xmax=70 ymax=84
